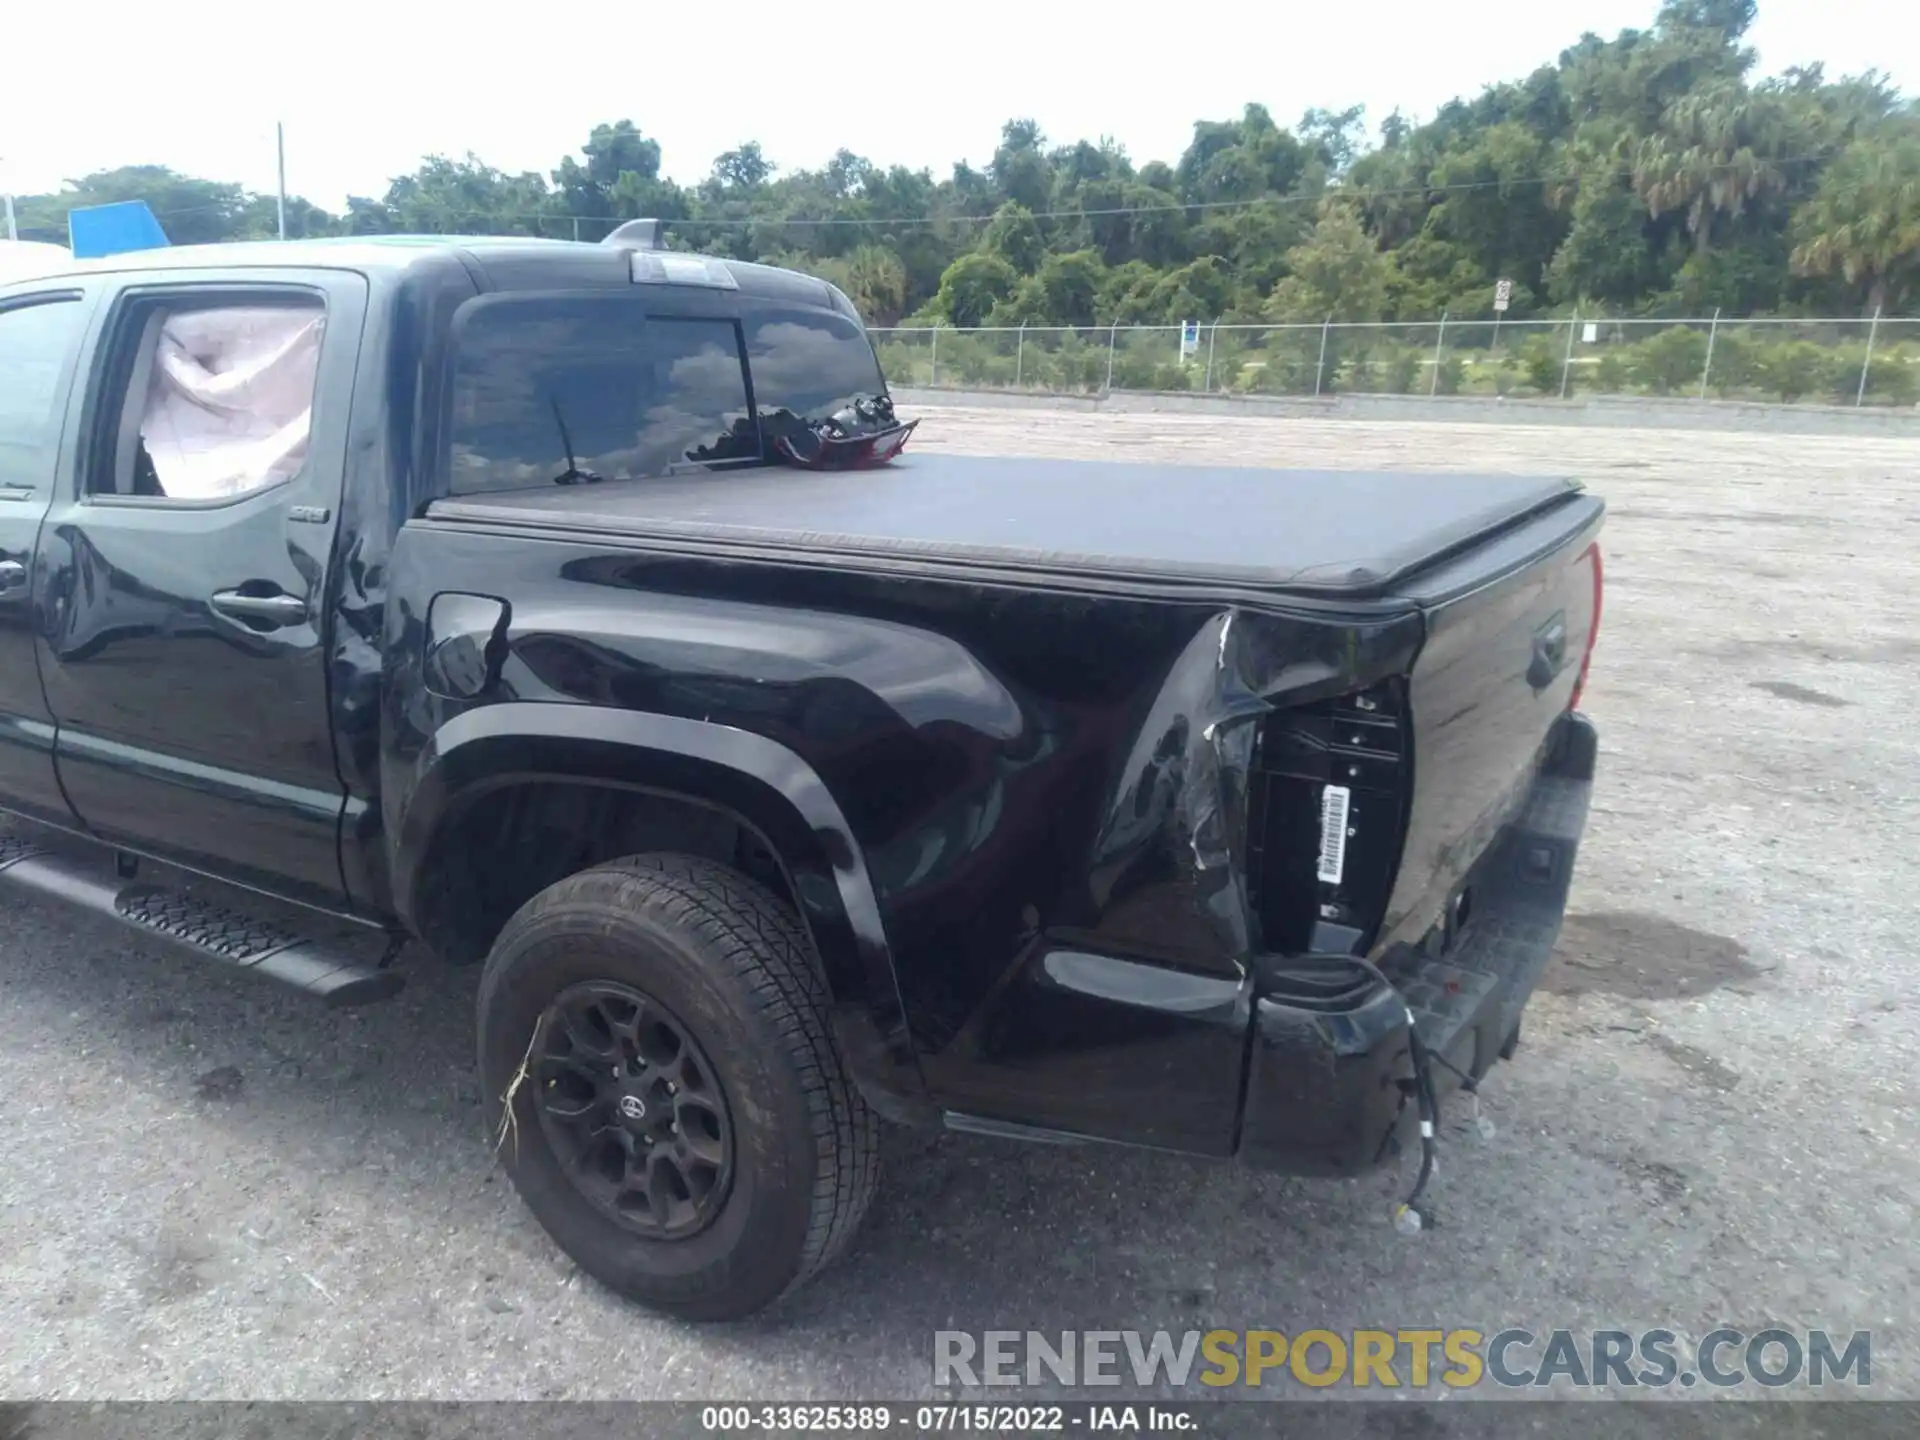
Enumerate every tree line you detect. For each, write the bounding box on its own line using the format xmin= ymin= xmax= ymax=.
xmin=11 ymin=0 xmax=1917 ymax=329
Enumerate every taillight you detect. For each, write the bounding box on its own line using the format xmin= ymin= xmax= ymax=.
xmin=1245 ymin=681 xmax=1411 ymax=955
xmin=1568 ymin=542 xmax=1604 ymax=712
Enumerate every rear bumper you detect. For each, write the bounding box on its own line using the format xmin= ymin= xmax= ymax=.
xmin=1236 ymin=711 xmax=1597 ymax=1176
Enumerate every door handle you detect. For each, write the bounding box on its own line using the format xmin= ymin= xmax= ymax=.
xmin=0 ymin=560 xmax=26 ymax=593
xmin=210 ymin=588 xmax=309 ymax=627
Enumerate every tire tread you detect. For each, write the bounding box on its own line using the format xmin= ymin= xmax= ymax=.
xmin=477 ymin=852 xmax=880 ymax=1310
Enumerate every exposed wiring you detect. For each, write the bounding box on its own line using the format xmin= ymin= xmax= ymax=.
xmin=1311 ymin=953 xmax=1464 ymax=1234
xmin=1424 ymin=1042 xmax=1481 ymax=1094
xmin=1400 ymin=1016 xmax=1443 ymax=1233
xmin=493 ymin=1025 xmax=539 ymax=1161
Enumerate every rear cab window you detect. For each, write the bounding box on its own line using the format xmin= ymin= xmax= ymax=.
xmin=742 ymin=308 xmax=889 ymax=433
xmin=446 ymin=290 xmax=888 ymax=496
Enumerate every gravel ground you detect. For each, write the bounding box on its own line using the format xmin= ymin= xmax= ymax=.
xmin=1 ymin=409 xmax=1916 ymax=1404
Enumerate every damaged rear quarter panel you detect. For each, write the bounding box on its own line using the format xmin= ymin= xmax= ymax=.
xmin=387 ymin=522 xmax=1421 ymax=1154
xmin=952 ymin=600 xmax=1422 ymax=1152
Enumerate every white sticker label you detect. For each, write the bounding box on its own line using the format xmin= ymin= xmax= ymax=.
xmin=1317 ymin=784 xmax=1352 ymax=886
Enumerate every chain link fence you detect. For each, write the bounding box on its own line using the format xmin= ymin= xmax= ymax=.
xmin=871 ymin=315 xmax=1920 ymax=409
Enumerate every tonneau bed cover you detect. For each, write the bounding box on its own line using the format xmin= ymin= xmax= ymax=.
xmin=429 ymin=452 xmax=1583 ymax=599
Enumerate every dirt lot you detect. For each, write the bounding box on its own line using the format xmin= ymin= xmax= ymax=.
xmin=1 ymin=408 xmax=1916 ymax=1402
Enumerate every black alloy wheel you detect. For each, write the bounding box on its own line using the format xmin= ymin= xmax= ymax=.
xmin=532 ymin=981 xmax=733 ymax=1239
xmin=477 ymin=853 xmax=881 ymax=1320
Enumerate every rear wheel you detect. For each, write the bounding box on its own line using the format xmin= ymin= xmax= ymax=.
xmin=476 ymin=853 xmax=879 ymax=1320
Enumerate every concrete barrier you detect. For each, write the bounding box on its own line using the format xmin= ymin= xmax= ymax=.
xmin=892 ymin=385 xmax=1920 ymax=437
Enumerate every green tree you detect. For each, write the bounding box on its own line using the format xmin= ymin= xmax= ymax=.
xmin=1298 ymin=105 xmax=1369 ymax=175
xmin=1264 ymin=200 xmax=1395 ymax=322
xmin=1790 ymin=130 xmax=1920 ymax=313
xmin=981 ymin=202 xmax=1045 ymax=274
xmin=551 ymin=121 xmax=687 ymax=240
xmin=1030 ymin=249 xmax=1108 ymax=326
xmin=1629 ymin=326 xmax=1710 ymax=392
xmin=380 ymin=154 xmax=555 ymax=236
xmin=1100 ymin=261 xmax=1166 ymax=325
xmin=1073 ymin=178 xmax=1189 ymax=268
xmin=1631 ymin=84 xmax=1797 ymax=262
xmin=1421 ymin=122 xmax=1563 ymax=307
xmin=1144 ymin=257 xmax=1240 ymax=325
xmin=709 ymin=143 xmax=773 ymax=192
xmin=990 ymin=120 xmax=1053 ymax=213
xmin=1190 ymin=203 xmax=1310 ymax=297
xmin=9 ymin=9 xmax=1912 ymax=344
xmin=1547 ymin=180 xmax=1672 ymax=305
xmin=800 ymin=244 xmax=909 ymax=325
xmin=238 ymin=193 xmax=341 ymax=240
xmin=12 ymin=166 xmax=250 ymax=246
xmin=935 ymin=252 xmax=1019 ymax=327
xmin=1389 ymin=233 xmax=1488 ymax=316
xmin=1177 ymin=105 xmax=1311 ymax=207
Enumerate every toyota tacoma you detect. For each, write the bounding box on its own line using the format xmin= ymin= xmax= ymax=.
xmin=0 ymin=227 xmax=1602 ymax=1319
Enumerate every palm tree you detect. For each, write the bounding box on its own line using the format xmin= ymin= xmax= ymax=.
xmin=1791 ymin=131 xmax=1920 ymax=315
xmin=1545 ymin=121 xmax=1634 ymax=216
xmin=1632 ymin=85 xmax=1794 ymax=259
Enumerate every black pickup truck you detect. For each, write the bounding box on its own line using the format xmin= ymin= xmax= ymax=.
xmin=0 ymin=231 xmax=1602 ymax=1320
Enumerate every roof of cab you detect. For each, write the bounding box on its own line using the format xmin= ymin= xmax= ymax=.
xmin=9 ymin=234 xmax=848 ymax=310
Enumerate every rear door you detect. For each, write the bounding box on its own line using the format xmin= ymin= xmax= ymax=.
xmin=34 ymin=269 xmax=367 ymax=906
xmin=0 ymin=284 xmax=96 ymax=827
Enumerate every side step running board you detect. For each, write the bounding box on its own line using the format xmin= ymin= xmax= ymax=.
xmin=0 ymin=836 xmax=402 ymax=1007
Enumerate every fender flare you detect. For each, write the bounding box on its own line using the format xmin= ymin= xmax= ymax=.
xmin=390 ymin=702 xmax=908 ymax=1046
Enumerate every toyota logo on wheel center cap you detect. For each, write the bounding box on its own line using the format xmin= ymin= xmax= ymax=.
xmin=618 ymin=1095 xmax=647 ymax=1121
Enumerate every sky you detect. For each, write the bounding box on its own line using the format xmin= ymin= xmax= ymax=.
xmin=1 ymin=0 xmax=1914 ymax=213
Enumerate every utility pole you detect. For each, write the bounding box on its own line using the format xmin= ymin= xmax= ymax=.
xmin=2 ymin=152 xmax=17 ymax=241
xmin=276 ymin=123 xmax=288 ymax=240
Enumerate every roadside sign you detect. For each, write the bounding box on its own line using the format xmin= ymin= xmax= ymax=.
xmin=1493 ymin=279 xmax=1512 ymax=313
xmin=1583 ymin=322 xmax=1599 ymax=344
xmin=1180 ymin=321 xmax=1200 ymax=359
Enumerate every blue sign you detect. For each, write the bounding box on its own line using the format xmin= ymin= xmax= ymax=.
xmin=67 ymin=201 xmax=170 ymax=260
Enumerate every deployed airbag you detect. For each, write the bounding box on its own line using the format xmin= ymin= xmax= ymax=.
xmin=140 ymin=306 xmax=324 ymax=500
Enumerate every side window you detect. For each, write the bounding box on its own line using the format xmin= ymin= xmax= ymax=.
xmin=89 ymin=295 xmax=327 ymax=502
xmin=448 ymin=298 xmax=754 ymax=496
xmin=0 ymin=296 xmax=87 ymax=494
